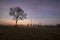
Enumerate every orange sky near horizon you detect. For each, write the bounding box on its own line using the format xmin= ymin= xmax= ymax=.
xmin=0 ymin=18 xmax=60 ymax=25
xmin=0 ymin=19 xmax=30 ymax=25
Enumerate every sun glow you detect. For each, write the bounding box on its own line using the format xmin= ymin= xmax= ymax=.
xmin=0 ymin=18 xmax=60 ymax=25
xmin=0 ymin=19 xmax=31 ymax=25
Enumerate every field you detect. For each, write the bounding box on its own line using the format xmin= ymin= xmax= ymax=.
xmin=0 ymin=25 xmax=60 ymax=40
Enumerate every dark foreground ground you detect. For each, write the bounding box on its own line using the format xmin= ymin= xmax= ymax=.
xmin=0 ymin=25 xmax=60 ymax=40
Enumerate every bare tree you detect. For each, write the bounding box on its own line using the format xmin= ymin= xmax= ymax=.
xmin=9 ymin=6 xmax=27 ymax=27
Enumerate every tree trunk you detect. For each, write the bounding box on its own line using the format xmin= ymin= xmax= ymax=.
xmin=15 ymin=18 xmax=18 ymax=27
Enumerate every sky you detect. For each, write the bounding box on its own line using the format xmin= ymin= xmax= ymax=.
xmin=0 ymin=0 xmax=60 ymax=25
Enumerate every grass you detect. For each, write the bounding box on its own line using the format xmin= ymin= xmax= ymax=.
xmin=0 ymin=26 xmax=60 ymax=40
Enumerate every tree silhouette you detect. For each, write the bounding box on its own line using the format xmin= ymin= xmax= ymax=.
xmin=9 ymin=6 xmax=27 ymax=27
